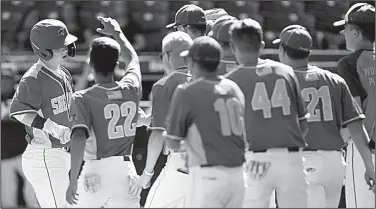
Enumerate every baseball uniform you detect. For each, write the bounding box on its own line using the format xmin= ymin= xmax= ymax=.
xmin=144 ymin=67 xmax=191 ymax=208
xmin=218 ymin=56 xmax=238 ymax=75
xmin=225 ymin=59 xmax=309 ymax=208
xmin=69 ymin=63 xmax=141 ymax=208
xmin=294 ymin=65 xmax=366 ymax=207
xmin=337 ymin=49 xmax=376 ymax=208
xmin=9 ymin=60 xmax=74 ymax=208
xmin=165 ymin=76 xmax=246 ymax=208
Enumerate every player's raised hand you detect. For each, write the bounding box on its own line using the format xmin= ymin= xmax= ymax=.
xmin=66 ymin=181 xmax=79 ymax=205
xmin=96 ymin=16 xmax=122 ymax=36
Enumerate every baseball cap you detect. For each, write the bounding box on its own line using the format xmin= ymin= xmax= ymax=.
xmin=30 ymin=19 xmax=77 ymax=49
xmin=166 ymin=4 xmax=207 ymax=29
xmin=272 ymin=25 xmax=312 ymax=52
xmin=180 ymin=36 xmax=222 ymax=63
xmin=333 ymin=3 xmax=375 ymax=27
xmin=162 ymin=31 xmax=193 ymax=54
xmin=208 ymin=16 xmax=237 ymax=43
xmin=205 ymin=8 xmax=228 ymax=25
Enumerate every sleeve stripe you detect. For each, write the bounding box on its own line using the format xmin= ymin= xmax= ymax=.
xmin=71 ymin=124 xmax=90 ymax=137
xmin=9 ymin=110 xmax=38 ymax=118
xmin=299 ymin=113 xmax=311 ymax=121
xmin=342 ymin=114 xmax=366 ymax=127
xmin=165 ymin=134 xmax=184 ymax=141
xmin=147 ymin=127 xmax=166 ymax=131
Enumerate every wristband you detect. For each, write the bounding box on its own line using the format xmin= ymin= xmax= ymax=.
xmin=31 ymin=115 xmax=47 ymax=129
xmin=369 ymin=140 xmax=375 ymax=149
xmin=143 ymin=170 xmax=154 ymax=176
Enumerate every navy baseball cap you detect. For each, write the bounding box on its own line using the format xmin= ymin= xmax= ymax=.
xmin=333 ymin=3 xmax=375 ymax=27
xmin=208 ymin=16 xmax=238 ymax=43
xmin=272 ymin=25 xmax=312 ymax=52
xmin=180 ymin=36 xmax=222 ymax=63
xmin=30 ymin=19 xmax=77 ymax=49
xmin=166 ymin=4 xmax=207 ymax=29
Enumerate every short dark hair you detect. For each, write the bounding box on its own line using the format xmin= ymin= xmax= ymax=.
xmin=281 ymin=44 xmax=310 ymax=60
xmin=229 ymin=19 xmax=263 ymax=52
xmin=187 ymin=24 xmax=207 ymax=36
xmin=89 ymin=37 xmax=120 ymax=76
xmin=351 ymin=22 xmax=375 ymax=42
xmin=194 ymin=59 xmax=220 ymax=72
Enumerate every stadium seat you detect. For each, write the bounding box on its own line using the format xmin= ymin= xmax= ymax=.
xmin=132 ymin=12 xmax=169 ymax=31
xmin=188 ymin=1 xmax=214 ymax=10
xmin=264 ymin=13 xmax=310 ymax=31
xmin=260 ymin=1 xmax=305 ymax=16
xmin=35 ymin=1 xmax=66 ymax=19
xmin=79 ymin=1 xmax=112 ymax=29
xmin=216 ymin=1 xmax=260 ymax=20
xmin=143 ymin=30 xmax=168 ymax=51
xmin=128 ymin=1 xmax=169 ymax=13
xmin=264 ymin=30 xmax=280 ymax=49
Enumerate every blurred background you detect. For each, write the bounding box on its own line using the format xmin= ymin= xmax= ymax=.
xmin=1 ymin=0 xmax=375 ymax=208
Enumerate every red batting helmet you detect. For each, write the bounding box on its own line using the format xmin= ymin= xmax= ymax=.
xmin=30 ymin=19 xmax=77 ymax=61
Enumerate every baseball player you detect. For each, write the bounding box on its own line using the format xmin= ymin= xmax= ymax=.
xmin=166 ymin=4 xmax=207 ymax=40
xmin=274 ymin=25 xmax=376 ymax=207
xmin=66 ymin=16 xmax=143 ymax=208
xmin=225 ymin=18 xmax=310 ymax=208
xmin=204 ymin=8 xmax=228 ymax=35
xmin=139 ymin=32 xmax=193 ymax=208
xmin=165 ymin=36 xmax=246 ymax=208
xmin=208 ymin=16 xmax=238 ymax=74
xmin=333 ymin=3 xmax=376 ymax=207
xmin=9 ymin=19 xmax=77 ymax=208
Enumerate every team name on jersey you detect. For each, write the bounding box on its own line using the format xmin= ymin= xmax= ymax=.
xmin=51 ymin=94 xmax=69 ymax=115
xmin=362 ymin=66 xmax=375 ymax=86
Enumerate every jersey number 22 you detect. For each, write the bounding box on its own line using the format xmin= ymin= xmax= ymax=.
xmin=104 ymin=101 xmax=137 ymax=140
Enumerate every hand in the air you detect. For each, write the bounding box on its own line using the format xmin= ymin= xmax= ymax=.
xmin=128 ymin=174 xmax=143 ymax=196
xmin=66 ymin=181 xmax=79 ymax=205
xmin=96 ymin=16 xmax=122 ymax=36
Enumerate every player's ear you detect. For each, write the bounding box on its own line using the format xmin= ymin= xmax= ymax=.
xmin=259 ymin=41 xmax=265 ymax=53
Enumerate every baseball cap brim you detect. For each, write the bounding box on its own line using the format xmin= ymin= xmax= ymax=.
xmin=207 ymin=31 xmax=214 ymax=36
xmin=64 ymin=34 xmax=78 ymax=46
xmin=272 ymin=38 xmax=281 ymax=45
xmin=333 ymin=19 xmax=346 ymax=27
xmin=179 ymin=50 xmax=189 ymax=58
xmin=166 ymin=22 xmax=177 ymax=29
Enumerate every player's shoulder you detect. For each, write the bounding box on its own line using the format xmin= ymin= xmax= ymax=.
xmin=153 ymin=69 xmax=190 ymax=88
xmin=21 ymin=62 xmax=44 ymax=81
xmin=72 ymin=89 xmax=88 ymax=99
xmin=264 ymin=59 xmax=294 ymax=74
xmin=337 ymin=50 xmax=363 ymax=69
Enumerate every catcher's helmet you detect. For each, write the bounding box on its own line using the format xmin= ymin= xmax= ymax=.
xmin=30 ymin=19 xmax=78 ymax=61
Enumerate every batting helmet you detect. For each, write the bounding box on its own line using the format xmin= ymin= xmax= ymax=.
xmin=30 ymin=19 xmax=78 ymax=61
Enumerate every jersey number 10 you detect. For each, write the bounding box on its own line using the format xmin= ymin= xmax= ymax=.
xmin=104 ymin=101 xmax=137 ymax=140
xmin=214 ymin=97 xmax=243 ymax=137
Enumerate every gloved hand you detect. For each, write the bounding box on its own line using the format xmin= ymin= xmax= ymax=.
xmin=42 ymin=118 xmax=71 ymax=144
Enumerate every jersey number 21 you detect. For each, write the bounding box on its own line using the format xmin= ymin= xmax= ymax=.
xmin=104 ymin=101 xmax=137 ymax=140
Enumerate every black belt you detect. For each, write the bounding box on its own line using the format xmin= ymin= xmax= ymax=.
xmin=177 ymin=168 xmax=188 ymax=174
xmin=253 ymin=147 xmax=300 ymax=153
xmin=302 ymin=148 xmax=342 ymax=152
xmin=95 ymin=156 xmax=131 ymax=161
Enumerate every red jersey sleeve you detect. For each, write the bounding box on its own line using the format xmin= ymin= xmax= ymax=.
xmin=149 ymin=84 xmax=172 ymax=131
xmin=9 ymin=77 xmax=42 ymax=119
xmin=165 ymin=85 xmax=192 ymax=140
xmin=69 ymin=91 xmax=91 ymax=136
xmin=120 ymin=61 xmax=142 ymax=90
xmin=339 ymin=78 xmax=366 ymax=127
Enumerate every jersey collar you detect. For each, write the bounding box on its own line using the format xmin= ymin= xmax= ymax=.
xmin=37 ymin=59 xmax=62 ymax=78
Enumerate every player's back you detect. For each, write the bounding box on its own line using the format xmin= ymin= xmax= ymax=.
xmin=181 ymin=77 xmax=245 ymax=167
xmin=294 ymin=65 xmax=360 ymax=150
xmin=225 ymin=59 xmax=307 ymax=151
xmin=75 ymin=81 xmax=140 ymax=160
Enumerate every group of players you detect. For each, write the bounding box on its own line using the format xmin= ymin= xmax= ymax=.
xmin=7 ymin=2 xmax=375 ymax=208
